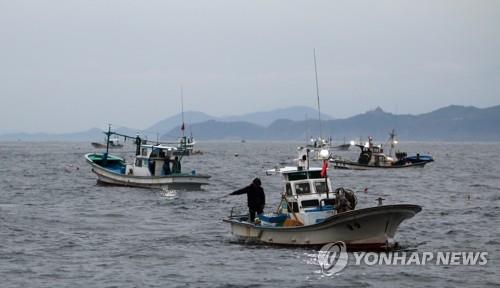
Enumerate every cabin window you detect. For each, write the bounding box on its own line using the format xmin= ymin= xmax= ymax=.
xmin=295 ymin=182 xmax=311 ymax=195
xmin=301 ymin=199 xmax=319 ymax=208
xmin=150 ymin=149 xmax=160 ymax=158
xmin=314 ymin=181 xmax=328 ymax=193
xmin=307 ymin=171 xmax=323 ymax=179
xmin=141 ymin=148 xmax=148 ymax=156
xmin=135 ymin=159 xmax=142 ymax=167
xmin=285 ymin=183 xmax=292 ymax=196
xmin=323 ymin=199 xmax=335 ymax=206
xmin=287 ymin=202 xmax=299 ymax=213
xmin=143 ymin=159 xmax=148 ymax=166
xmin=288 ymin=172 xmax=307 ymax=181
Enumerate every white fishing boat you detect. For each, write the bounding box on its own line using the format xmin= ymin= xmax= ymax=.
xmin=224 ymin=148 xmax=421 ymax=250
xmin=172 ymin=87 xmax=202 ymax=156
xmin=175 ymin=135 xmax=196 ymax=156
xmin=332 ymin=137 xmax=352 ymax=151
xmin=307 ymin=136 xmax=331 ymax=149
xmin=85 ymin=126 xmax=210 ymax=190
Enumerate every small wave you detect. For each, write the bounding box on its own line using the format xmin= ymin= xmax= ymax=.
xmin=102 ymin=213 xmax=125 ymax=218
xmin=485 ymin=239 xmax=500 ymax=245
xmin=159 ymin=188 xmax=178 ymax=199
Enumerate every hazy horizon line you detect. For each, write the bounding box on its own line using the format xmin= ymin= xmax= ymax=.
xmin=1 ymin=102 xmax=498 ymax=135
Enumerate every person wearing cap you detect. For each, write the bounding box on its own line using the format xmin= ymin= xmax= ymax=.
xmin=229 ymin=178 xmax=266 ymax=222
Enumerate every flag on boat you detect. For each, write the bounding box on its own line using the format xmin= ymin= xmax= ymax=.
xmin=181 ymin=122 xmax=185 ymax=131
xmin=320 ymin=160 xmax=328 ymax=177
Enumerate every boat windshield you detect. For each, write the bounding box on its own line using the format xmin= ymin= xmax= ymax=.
xmin=150 ymin=147 xmax=175 ymax=158
xmin=295 ymin=182 xmax=311 ymax=195
xmin=314 ymin=181 xmax=328 ymax=193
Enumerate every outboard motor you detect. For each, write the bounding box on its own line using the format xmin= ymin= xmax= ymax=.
xmin=335 ymin=187 xmax=357 ymax=213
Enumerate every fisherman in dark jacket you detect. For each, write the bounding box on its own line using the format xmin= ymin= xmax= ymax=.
xmin=229 ymin=178 xmax=265 ymax=222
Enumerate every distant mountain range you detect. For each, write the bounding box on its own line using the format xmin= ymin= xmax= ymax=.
xmin=1 ymin=105 xmax=499 ymax=141
xmin=146 ymin=106 xmax=333 ymax=137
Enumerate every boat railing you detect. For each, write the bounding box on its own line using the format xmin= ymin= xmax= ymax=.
xmin=229 ymin=203 xmax=288 ymax=218
xmin=229 ymin=206 xmax=249 ymax=217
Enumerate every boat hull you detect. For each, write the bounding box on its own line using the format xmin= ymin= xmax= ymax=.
xmin=85 ymin=155 xmax=210 ymax=190
xmin=224 ymin=204 xmax=421 ymax=249
xmin=331 ymin=159 xmax=428 ymax=170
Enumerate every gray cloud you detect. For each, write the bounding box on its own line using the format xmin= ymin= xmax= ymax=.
xmin=0 ymin=0 xmax=498 ymax=133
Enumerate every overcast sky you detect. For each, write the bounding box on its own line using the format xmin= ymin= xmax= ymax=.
xmin=0 ymin=0 xmax=498 ymax=133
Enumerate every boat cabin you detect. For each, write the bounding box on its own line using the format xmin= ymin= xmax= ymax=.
xmin=273 ymin=167 xmax=338 ymax=225
xmin=126 ymin=144 xmax=180 ymax=177
xmin=175 ymin=136 xmax=196 ymax=155
xmin=356 ymin=141 xmax=395 ymax=167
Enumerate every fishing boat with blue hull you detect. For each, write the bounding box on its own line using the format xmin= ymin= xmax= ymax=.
xmin=85 ymin=126 xmax=210 ymax=190
xmin=330 ymin=130 xmax=433 ymax=170
xmin=224 ymin=148 xmax=421 ymax=250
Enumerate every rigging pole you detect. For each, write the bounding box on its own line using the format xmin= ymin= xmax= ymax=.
xmin=313 ymin=48 xmax=323 ymax=140
xmin=180 ymin=85 xmax=185 ymax=138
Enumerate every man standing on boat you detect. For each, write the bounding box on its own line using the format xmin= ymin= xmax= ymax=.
xmin=172 ymin=156 xmax=181 ymax=174
xmin=229 ymin=178 xmax=265 ymax=223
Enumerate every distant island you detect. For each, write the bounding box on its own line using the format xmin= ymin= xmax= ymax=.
xmin=1 ymin=104 xmax=499 ymax=141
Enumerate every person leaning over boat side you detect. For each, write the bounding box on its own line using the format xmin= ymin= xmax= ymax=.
xmin=228 ymin=178 xmax=265 ymax=223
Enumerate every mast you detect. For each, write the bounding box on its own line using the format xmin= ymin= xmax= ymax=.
xmin=389 ymin=128 xmax=396 ymax=157
xmin=180 ymin=85 xmax=185 ymax=138
xmin=313 ymin=48 xmax=322 ymax=140
xmin=104 ymin=123 xmax=111 ymax=163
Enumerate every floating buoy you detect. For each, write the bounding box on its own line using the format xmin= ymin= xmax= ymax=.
xmin=234 ymin=153 xmax=239 ymax=157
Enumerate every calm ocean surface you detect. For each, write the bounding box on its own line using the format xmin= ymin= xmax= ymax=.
xmin=0 ymin=141 xmax=499 ymax=287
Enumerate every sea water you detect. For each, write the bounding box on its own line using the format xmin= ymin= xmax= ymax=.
xmin=0 ymin=141 xmax=498 ymax=287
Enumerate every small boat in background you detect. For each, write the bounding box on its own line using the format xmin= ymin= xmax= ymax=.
xmin=172 ymin=87 xmax=202 ymax=156
xmin=330 ymin=130 xmax=434 ymax=170
xmin=224 ymin=148 xmax=421 ymax=249
xmin=174 ymin=135 xmax=196 ymax=156
xmin=91 ymin=137 xmax=123 ymax=149
xmin=85 ymin=126 xmax=210 ymax=190
xmin=332 ymin=137 xmax=352 ymax=151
